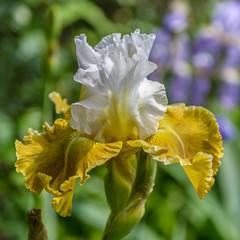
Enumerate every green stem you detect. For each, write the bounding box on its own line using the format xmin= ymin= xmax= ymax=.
xmin=103 ymin=150 xmax=157 ymax=240
xmin=40 ymin=5 xmax=62 ymax=240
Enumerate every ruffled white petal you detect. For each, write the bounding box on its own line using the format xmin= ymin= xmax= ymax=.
xmin=74 ymin=35 xmax=102 ymax=89
xmin=100 ymin=50 xmax=156 ymax=92
xmin=136 ymin=78 xmax=168 ymax=139
xmin=70 ymin=104 xmax=91 ymax=135
xmin=94 ymin=29 xmax=156 ymax=60
xmin=78 ymin=85 xmax=109 ymax=110
xmin=75 ymin=34 xmax=100 ymax=67
xmin=70 ymin=30 xmax=168 ymax=142
xmin=94 ymin=33 xmax=121 ymax=52
xmin=130 ymin=29 xmax=156 ymax=58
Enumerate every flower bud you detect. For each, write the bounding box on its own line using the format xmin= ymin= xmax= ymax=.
xmin=103 ymin=150 xmax=157 ymax=240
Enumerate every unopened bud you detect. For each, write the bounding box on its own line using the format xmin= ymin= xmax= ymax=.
xmin=103 ymin=150 xmax=157 ymax=240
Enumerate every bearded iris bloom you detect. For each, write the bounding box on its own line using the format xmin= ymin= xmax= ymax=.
xmin=15 ymin=30 xmax=223 ymax=223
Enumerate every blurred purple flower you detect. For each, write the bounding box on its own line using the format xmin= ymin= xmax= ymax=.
xmin=223 ymin=44 xmax=240 ymax=70
xmin=216 ymin=115 xmax=236 ymax=141
xmin=212 ymin=0 xmax=240 ymax=36
xmin=149 ymin=29 xmax=172 ymax=81
xmin=149 ymin=0 xmax=240 ymax=111
xmin=148 ymin=68 xmax=164 ymax=82
xmin=193 ymin=52 xmax=215 ymax=73
xmin=149 ymin=29 xmax=172 ymax=68
xmin=190 ymin=76 xmax=211 ymax=106
xmin=169 ymin=54 xmax=193 ymax=103
xmin=163 ymin=0 xmax=189 ymax=33
xmin=219 ymin=80 xmax=240 ymax=109
xmin=163 ymin=13 xmax=188 ymax=33
xmin=172 ymin=34 xmax=191 ymax=63
xmin=193 ymin=34 xmax=222 ymax=73
xmin=169 ymin=74 xmax=192 ymax=103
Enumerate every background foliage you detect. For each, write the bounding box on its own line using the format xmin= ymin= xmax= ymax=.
xmin=0 ymin=0 xmax=240 ymax=239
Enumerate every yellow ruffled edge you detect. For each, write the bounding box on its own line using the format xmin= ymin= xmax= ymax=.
xmin=128 ymin=104 xmax=223 ymax=199
xmin=15 ymin=118 xmax=123 ymax=217
xmin=49 ymin=91 xmax=71 ymax=120
xmin=181 ymin=152 xmax=214 ymax=199
xmin=180 ymin=106 xmax=223 ymax=177
xmin=37 ymin=173 xmax=77 ymax=217
xmin=182 ymin=106 xmax=223 ymax=198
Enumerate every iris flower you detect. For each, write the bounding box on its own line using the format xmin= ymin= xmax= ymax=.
xmin=15 ymin=30 xmax=223 ymax=218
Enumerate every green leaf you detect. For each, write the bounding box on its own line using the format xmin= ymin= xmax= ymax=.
xmin=58 ymin=0 xmax=120 ymax=36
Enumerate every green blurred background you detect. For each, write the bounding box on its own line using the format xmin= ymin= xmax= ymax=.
xmin=0 ymin=0 xmax=240 ymax=239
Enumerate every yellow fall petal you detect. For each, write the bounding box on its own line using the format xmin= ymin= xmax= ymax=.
xmin=129 ymin=104 xmax=223 ymax=199
xmin=49 ymin=91 xmax=71 ymax=120
xmin=15 ymin=118 xmax=122 ymax=216
xmin=182 ymin=152 xmax=214 ymax=199
xmin=37 ymin=173 xmax=76 ymax=217
xmin=127 ymin=140 xmax=168 ymax=160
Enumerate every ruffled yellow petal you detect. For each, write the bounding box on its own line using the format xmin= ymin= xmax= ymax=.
xmin=15 ymin=119 xmax=122 ymax=216
xmin=129 ymin=104 xmax=223 ymax=199
xmin=182 ymin=152 xmax=214 ymax=199
xmin=49 ymin=91 xmax=71 ymax=120
xmin=127 ymin=140 xmax=168 ymax=159
xmin=37 ymin=173 xmax=76 ymax=217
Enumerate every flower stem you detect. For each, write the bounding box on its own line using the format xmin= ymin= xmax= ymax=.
xmin=103 ymin=150 xmax=157 ymax=239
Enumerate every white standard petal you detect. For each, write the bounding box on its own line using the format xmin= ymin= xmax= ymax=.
xmin=70 ymin=30 xmax=168 ymax=142
xmin=74 ymin=65 xmax=100 ymax=88
xmin=131 ymin=29 xmax=156 ymax=58
xmin=94 ymin=33 xmax=121 ymax=51
xmin=136 ymin=78 xmax=168 ymax=140
xmin=70 ymin=103 xmax=106 ymax=138
xmin=70 ymin=104 xmax=91 ymax=135
xmin=75 ymin=34 xmax=100 ymax=67
xmin=70 ymin=85 xmax=109 ymax=137
xmin=100 ymin=50 xmax=156 ymax=92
